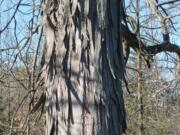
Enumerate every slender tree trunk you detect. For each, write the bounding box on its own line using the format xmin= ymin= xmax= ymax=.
xmin=137 ymin=52 xmax=144 ymax=135
xmin=176 ymin=55 xmax=180 ymax=79
xmin=41 ymin=0 xmax=126 ymax=134
xmin=136 ymin=0 xmax=144 ymax=134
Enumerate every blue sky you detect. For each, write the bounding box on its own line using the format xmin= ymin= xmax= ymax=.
xmin=0 ymin=0 xmax=180 ymax=80
xmin=0 ymin=0 xmax=42 ymax=67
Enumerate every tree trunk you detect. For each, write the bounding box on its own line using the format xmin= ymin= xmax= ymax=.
xmin=136 ymin=0 xmax=144 ymax=134
xmin=137 ymin=52 xmax=144 ymax=135
xmin=41 ymin=0 xmax=126 ymax=134
xmin=176 ymin=55 xmax=180 ymax=79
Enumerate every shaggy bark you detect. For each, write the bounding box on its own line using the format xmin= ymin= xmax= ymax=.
xmin=37 ymin=0 xmax=126 ymax=134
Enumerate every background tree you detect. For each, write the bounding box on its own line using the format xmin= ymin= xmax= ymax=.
xmin=123 ymin=0 xmax=180 ymax=135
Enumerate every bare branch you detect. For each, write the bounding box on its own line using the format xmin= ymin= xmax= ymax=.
xmin=0 ymin=46 xmax=17 ymax=52
xmin=157 ymin=0 xmax=180 ymax=7
xmin=147 ymin=0 xmax=170 ymax=42
xmin=147 ymin=42 xmax=180 ymax=56
xmin=0 ymin=0 xmax=22 ymax=34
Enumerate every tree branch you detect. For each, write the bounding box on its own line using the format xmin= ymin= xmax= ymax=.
xmin=0 ymin=0 xmax=22 ymax=33
xmin=157 ymin=0 xmax=180 ymax=7
xmin=147 ymin=0 xmax=170 ymax=42
xmin=122 ymin=23 xmax=180 ymax=64
xmin=147 ymin=42 xmax=180 ymax=56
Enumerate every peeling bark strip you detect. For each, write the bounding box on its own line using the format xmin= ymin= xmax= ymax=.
xmin=40 ymin=0 xmax=126 ymax=134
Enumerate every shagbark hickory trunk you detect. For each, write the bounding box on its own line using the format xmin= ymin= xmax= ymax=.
xmin=40 ymin=0 xmax=126 ymax=134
